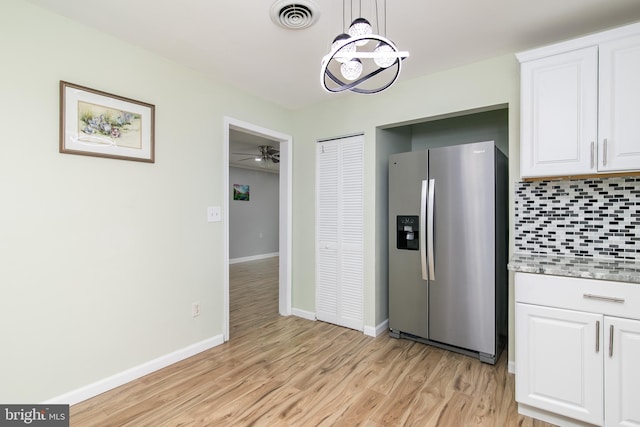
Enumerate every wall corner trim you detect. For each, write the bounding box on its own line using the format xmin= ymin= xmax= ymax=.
xmin=364 ymin=319 xmax=389 ymax=337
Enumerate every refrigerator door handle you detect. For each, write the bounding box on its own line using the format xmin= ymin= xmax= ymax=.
xmin=420 ymin=180 xmax=428 ymax=281
xmin=427 ymin=178 xmax=435 ymax=280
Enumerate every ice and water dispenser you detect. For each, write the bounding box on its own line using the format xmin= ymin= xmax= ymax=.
xmin=396 ymin=215 xmax=419 ymax=250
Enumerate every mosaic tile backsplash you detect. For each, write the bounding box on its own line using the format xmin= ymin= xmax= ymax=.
xmin=514 ymin=177 xmax=640 ymax=260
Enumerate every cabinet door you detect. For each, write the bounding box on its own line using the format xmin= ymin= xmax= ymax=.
xmin=520 ymin=46 xmax=598 ymax=178
xmin=604 ymin=317 xmax=640 ymax=427
xmin=599 ymin=34 xmax=640 ymax=172
xmin=516 ymin=303 xmax=603 ymax=425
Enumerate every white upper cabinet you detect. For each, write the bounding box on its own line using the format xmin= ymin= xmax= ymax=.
xmin=518 ymin=22 xmax=640 ymax=178
xmin=598 ymin=34 xmax=640 ymax=172
xmin=520 ymin=47 xmax=598 ymax=177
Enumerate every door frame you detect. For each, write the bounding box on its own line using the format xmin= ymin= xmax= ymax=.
xmin=223 ymin=117 xmax=292 ymax=341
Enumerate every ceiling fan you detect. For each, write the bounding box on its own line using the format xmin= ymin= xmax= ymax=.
xmin=233 ymin=145 xmax=280 ymax=167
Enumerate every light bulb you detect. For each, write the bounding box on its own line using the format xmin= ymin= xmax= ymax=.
xmin=374 ymin=42 xmax=396 ymax=68
xmin=331 ymin=33 xmax=355 ymax=63
xmin=341 ymin=59 xmax=363 ymax=81
xmin=348 ymin=18 xmax=372 ymax=46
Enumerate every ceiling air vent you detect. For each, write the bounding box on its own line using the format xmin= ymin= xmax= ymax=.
xmin=270 ymin=0 xmax=320 ymax=30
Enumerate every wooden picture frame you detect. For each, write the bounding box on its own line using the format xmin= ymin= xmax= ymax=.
xmin=59 ymin=81 xmax=155 ymax=163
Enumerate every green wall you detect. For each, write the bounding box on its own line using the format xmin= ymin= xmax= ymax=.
xmin=0 ymin=0 xmax=292 ymax=403
xmin=1 ymin=0 xmax=522 ymax=404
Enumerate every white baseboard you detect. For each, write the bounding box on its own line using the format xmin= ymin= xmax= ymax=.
xmin=43 ymin=335 xmax=224 ymax=406
xmin=508 ymin=360 xmax=515 ymax=374
xmin=364 ymin=319 xmax=389 ymax=337
xmin=291 ymin=307 xmax=316 ymax=321
xmin=290 ymin=313 xmax=388 ymax=337
xmin=229 ymin=252 xmax=279 ymax=264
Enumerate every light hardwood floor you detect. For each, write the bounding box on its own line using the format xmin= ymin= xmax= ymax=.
xmin=71 ymin=257 xmax=556 ymax=426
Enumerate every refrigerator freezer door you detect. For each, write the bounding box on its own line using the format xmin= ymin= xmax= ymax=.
xmin=388 ymin=150 xmax=429 ymax=339
xmin=428 ymin=141 xmax=496 ymax=355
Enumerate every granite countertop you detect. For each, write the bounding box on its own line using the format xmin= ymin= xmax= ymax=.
xmin=508 ymin=253 xmax=640 ymax=284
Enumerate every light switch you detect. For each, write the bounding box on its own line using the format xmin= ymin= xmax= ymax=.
xmin=207 ymin=206 xmax=221 ymax=222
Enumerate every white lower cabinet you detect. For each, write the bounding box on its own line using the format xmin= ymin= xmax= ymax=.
xmin=515 ymin=272 xmax=640 ymax=427
xmin=516 ymin=304 xmax=603 ymax=425
xmin=604 ymin=317 xmax=640 ymax=427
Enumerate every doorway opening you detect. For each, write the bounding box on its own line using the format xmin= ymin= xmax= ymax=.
xmin=223 ymin=117 xmax=292 ymax=341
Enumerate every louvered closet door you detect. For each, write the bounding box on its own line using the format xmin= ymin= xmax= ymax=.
xmin=316 ymin=135 xmax=364 ymax=331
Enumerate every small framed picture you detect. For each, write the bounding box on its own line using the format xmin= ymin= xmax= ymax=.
xmin=233 ymin=184 xmax=250 ymax=201
xmin=59 ymin=81 xmax=155 ymax=163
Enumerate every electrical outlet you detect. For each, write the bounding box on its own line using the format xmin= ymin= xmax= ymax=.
xmin=192 ymin=302 xmax=201 ymax=317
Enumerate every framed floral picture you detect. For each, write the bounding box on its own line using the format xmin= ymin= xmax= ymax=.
xmin=59 ymin=81 xmax=155 ymax=162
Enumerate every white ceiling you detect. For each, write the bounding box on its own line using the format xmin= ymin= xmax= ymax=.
xmin=229 ymin=129 xmax=280 ymax=173
xmin=25 ymin=0 xmax=640 ymax=110
xmin=24 ymin=0 xmax=640 ymax=169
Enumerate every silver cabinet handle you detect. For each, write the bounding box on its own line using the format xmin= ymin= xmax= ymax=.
xmin=583 ymin=293 xmax=625 ymax=303
xmin=596 ymin=320 xmax=600 ymax=353
xmin=427 ymin=179 xmax=435 ymax=281
xmin=590 ymin=141 xmax=595 ymax=169
xmin=609 ymin=324 xmax=614 ymax=358
xmin=603 ymin=138 xmax=608 ymax=166
xmin=420 ymin=180 xmax=428 ymax=281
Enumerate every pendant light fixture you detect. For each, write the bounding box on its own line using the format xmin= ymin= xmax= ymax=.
xmin=348 ymin=18 xmax=373 ymax=45
xmin=320 ymin=0 xmax=409 ymax=94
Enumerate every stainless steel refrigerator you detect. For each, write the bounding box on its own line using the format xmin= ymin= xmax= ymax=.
xmin=388 ymin=140 xmax=507 ymax=364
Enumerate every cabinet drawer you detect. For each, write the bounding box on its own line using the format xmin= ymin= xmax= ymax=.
xmin=515 ymin=272 xmax=640 ymax=319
